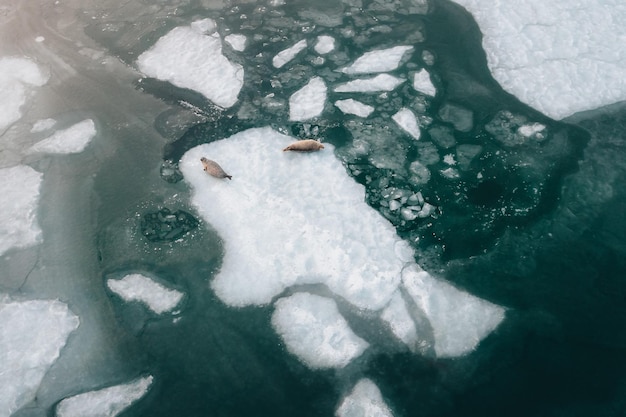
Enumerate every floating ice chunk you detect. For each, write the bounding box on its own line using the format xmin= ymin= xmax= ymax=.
xmin=381 ymin=291 xmax=418 ymax=350
xmin=443 ymin=154 xmax=456 ymax=165
xmin=190 ymin=18 xmax=216 ymax=34
xmin=401 ymin=264 xmax=505 ymax=357
xmin=0 ymin=165 xmax=43 ymax=256
xmin=451 ymin=0 xmax=626 ymax=119
xmin=107 ymin=273 xmax=183 ymax=314
xmin=136 ymin=19 xmax=243 ymax=108
xmin=336 ymin=379 xmax=393 ymax=417
xmin=314 ymin=35 xmax=335 ymax=54
xmin=438 ymin=103 xmax=473 ymax=132
xmin=334 ymin=74 xmax=405 ymax=93
xmin=392 ymin=108 xmax=421 ymax=140
xmin=289 ymin=77 xmax=327 ymax=121
xmin=0 ymin=296 xmax=79 ymax=416
xmin=412 ymin=69 xmax=436 ymax=96
xmin=271 ymin=293 xmax=368 ymax=369
xmin=408 ymin=160 xmax=431 ymax=185
xmin=334 ymin=98 xmax=374 ymax=117
xmin=35 ymin=36 xmax=45 ymax=42
xmin=518 ymin=122 xmax=546 ymax=137
xmin=0 ymin=57 xmax=49 ymax=132
xmin=179 ymin=127 xmax=410 ymax=310
xmin=55 ymin=375 xmax=153 ymax=417
xmin=31 ymin=118 xmax=56 ymax=133
xmin=224 ymin=33 xmax=247 ymax=51
xmin=273 ymin=39 xmax=308 ymax=68
xmin=341 ymin=45 xmax=414 ymax=74
xmin=29 ymin=119 xmax=96 ymax=154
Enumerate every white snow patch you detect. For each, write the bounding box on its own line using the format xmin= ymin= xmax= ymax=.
xmin=412 ymin=68 xmax=436 ymax=96
xmin=336 ymin=379 xmax=393 ymax=417
xmin=314 ymin=35 xmax=335 ymax=55
xmin=289 ymin=77 xmax=327 ymax=121
xmin=107 ymin=274 xmax=183 ymax=315
xmin=31 ymin=118 xmax=56 ymax=133
xmin=272 ymin=39 xmax=307 ymax=68
xmin=136 ymin=19 xmax=243 ymax=108
xmin=0 ymin=165 xmax=43 ymax=256
xmin=224 ymin=33 xmax=247 ymax=51
xmin=342 ymin=45 xmax=414 ymax=74
xmin=55 ymin=376 xmax=153 ymax=417
xmin=0 ymin=296 xmax=79 ymax=417
xmin=401 ymin=264 xmax=505 ymax=357
xmin=334 ymin=74 xmax=405 ymax=93
xmin=518 ymin=122 xmax=546 ymax=137
xmin=451 ymin=0 xmax=626 ymax=119
xmin=29 ymin=119 xmax=96 ymax=154
xmin=271 ymin=293 xmax=368 ymax=369
xmin=0 ymin=57 xmax=49 ymax=132
xmin=334 ymin=99 xmax=374 ymax=117
xmin=392 ymin=108 xmax=421 ymax=140
xmin=35 ymin=36 xmax=45 ymax=43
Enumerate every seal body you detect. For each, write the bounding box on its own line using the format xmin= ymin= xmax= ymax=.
xmin=201 ymin=157 xmax=232 ymax=180
xmin=283 ymin=139 xmax=325 ymax=152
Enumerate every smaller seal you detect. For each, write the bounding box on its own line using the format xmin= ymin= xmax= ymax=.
xmin=283 ymin=139 xmax=325 ymax=152
xmin=201 ymin=157 xmax=232 ymax=180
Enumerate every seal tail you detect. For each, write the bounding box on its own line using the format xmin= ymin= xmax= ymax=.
xmin=225 ymin=175 xmax=232 ymax=180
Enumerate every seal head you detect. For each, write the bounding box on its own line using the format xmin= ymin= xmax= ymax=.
xmin=283 ymin=139 xmax=325 ymax=152
xmin=201 ymin=157 xmax=232 ymax=180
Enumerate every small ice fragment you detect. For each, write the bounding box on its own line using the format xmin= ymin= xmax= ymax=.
xmin=334 ymin=74 xmax=405 ymax=93
xmin=392 ymin=108 xmax=421 ymax=140
xmin=107 ymin=273 xmax=184 ymax=314
xmin=289 ymin=77 xmax=327 ymax=121
xmin=412 ymin=68 xmax=436 ymax=96
xmin=408 ymin=160 xmax=431 ymax=185
xmin=273 ymin=39 xmax=307 ymax=68
xmin=400 ymin=207 xmax=418 ymax=221
xmin=224 ymin=34 xmax=247 ymax=51
xmin=443 ymin=154 xmax=456 ymax=165
xmin=336 ymin=379 xmax=393 ymax=417
xmin=334 ymin=99 xmax=374 ymax=117
xmin=517 ymin=122 xmax=546 ymax=137
xmin=35 ymin=36 xmax=45 ymax=42
xmin=416 ymin=202 xmax=436 ymax=218
xmin=55 ymin=376 xmax=153 ymax=417
xmin=438 ymin=103 xmax=473 ymax=132
xmin=342 ymin=45 xmax=413 ymax=74
xmin=389 ymin=200 xmax=401 ymax=211
xmin=440 ymin=167 xmax=459 ymax=179
xmin=314 ymin=35 xmax=335 ymax=54
xmin=271 ymin=293 xmax=369 ymax=369
xmin=29 ymin=119 xmax=96 ymax=154
xmin=190 ymin=18 xmax=216 ymax=34
xmin=31 ymin=118 xmax=56 ymax=132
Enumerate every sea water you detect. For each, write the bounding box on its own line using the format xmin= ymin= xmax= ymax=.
xmin=1 ymin=0 xmax=626 ymax=416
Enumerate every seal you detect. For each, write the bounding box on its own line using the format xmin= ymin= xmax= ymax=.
xmin=283 ymin=139 xmax=325 ymax=152
xmin=200 ymin=157 xmax=232 ymax=180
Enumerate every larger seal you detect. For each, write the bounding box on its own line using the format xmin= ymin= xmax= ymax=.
xmin=201 ymin=157 xmax=232 ymax=180
xmin=283 ymin=139 xmax=325 ymax=152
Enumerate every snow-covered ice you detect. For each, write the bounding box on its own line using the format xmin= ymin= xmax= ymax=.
xmin=412 ymin=69 xmax=436 ymax=97
xmin=452 ymin=0 xmax=626 ymax=119
xmin=392 ymin=108 xmax=421 ymax=140
xmin=272 ymin=39 xmax=307 ymax=68
xmin=336 ymin=379 xmax=393 ymax=417
xmin=1 ymin=296 xmax=79 ymax=417
xmin=224 ymin=34 xmax=247 ymax=51
xmin=334 ymin=74 xmax=405 ymax=93
xmin=314 ymin=35 xmax=335 ymax=55
xmin=380 ymin=291 xmax=419 ymax=351
xmin=0 ymin=165 xmax=43 ymax=256
xmin=55 ymin=376 xmax=153 ymax=417
xmin=106 ymin=274 xmax=183 ymax=315
xmin=29 ymin=119 xmax=96 ymax=154
xmin=31 ymin=118 xmax=56 ymax=133
xmin=136 ymin=19 xmax=243 ymax=108
xmin=334 ymin=99 xmax=374 ymax=118
xmin=0 ymin=57 xmax=49 ymax=132
xmin=341 ymin=45 xmax=414 ymax=74
xmin=272 ymin=293 xmax=368 ymax=368
xmin=289 ymin=76 xmax=327 ymax=121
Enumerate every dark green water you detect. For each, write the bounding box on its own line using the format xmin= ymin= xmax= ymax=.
xmin=83 ymin=1 xmax=626 ymax=416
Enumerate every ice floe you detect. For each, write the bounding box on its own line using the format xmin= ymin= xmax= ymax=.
xmin=314 ymin=35 xmax=335 ymax=55
xmin=336 ymin=379 xmax=393 ymax=417
xmin=412 ymin=68 xmax=436 ymax=96
xmin=0 ymin=57 xmax=49 ymax=132
xmin=334 ymin=74 xmax=405 ymax=93
xmin=452 ymin=0 xmax=626 ymax=119
xmin=272 ymin=293 xmax=368 ymax=369
xmin=29 ymin=119 xmax=96 ymax=154
xmin=136 ymin=19 xmax=243 ymax=108
xmin=334 ymin=99 xmax=374 ymax=118
xmin=392 ymin=108 xmax=421 ymax=140
xmin=272 ymin=39 xmax=308 ymax=68
xmin=224 ymin=33 xmax=247 ymax=51
xmin=341 ymin=45 xmax=414 ymax=74
xmin=0 ymin=165 xmax=43 ymax=256
xmin=106 ymin=273 xmax=183 ymax=315
xmin=289 ymin=76 xmax=327 ymax=121
xmin=0 ymin=296 xmax=79 ymax=416
xmin=55 ymin=375 xmax=153 ymax=417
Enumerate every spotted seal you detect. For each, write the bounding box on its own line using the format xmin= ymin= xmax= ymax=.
xmin=283 ymin=139 xmax=325 ymax=152
xmin=201 ymin=157 xmax=232 ymax=180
